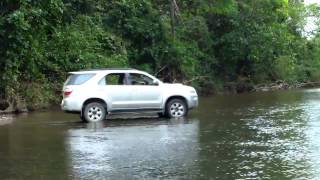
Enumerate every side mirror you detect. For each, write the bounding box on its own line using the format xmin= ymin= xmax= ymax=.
xmin=152 ymin=80 xmax=159 ymax=86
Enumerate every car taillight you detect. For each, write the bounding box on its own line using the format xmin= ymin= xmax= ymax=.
xmin=64 ymin=90 xmax=72 ymax=97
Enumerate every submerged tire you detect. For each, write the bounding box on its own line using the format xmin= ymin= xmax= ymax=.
xmin=166 ymin=98 xmax=188 ymax=118
xmin=83 ymin=102 xmax=106 ymax=122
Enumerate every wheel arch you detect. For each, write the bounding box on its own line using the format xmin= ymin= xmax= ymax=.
xmin=164 ymin=95 xmax=188 ymax=109
xmin=82 ymin=98 xmax=108 ymax=112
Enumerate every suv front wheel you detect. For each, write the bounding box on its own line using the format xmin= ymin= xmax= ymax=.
xmin=83 ymin=102 xmax=106 ymax=122
xmin=166 ymin=99 xmax=188 ymax=118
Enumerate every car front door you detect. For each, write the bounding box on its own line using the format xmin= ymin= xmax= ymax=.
xmin=128 ymin=73 xmax=162 ymax=109
xmin=98 ymin=73 xmax=133 ymax=110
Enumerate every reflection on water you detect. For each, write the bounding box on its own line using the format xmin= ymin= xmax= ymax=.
xmin=67 ymin=118 xmax=200 ymax=179
xmin=302 ymin=95 xmax=320 ymax=179
xmin=0 ymin=114 xmax=14 ymax=126
xmin=1 ymin=89 xmax=320 ymax=179
xmin=196 ymin=89 xmax=320 ymax=179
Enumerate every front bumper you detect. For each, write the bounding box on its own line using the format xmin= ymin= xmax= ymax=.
xmin=188 ymin=95 xmax=199 ymax=109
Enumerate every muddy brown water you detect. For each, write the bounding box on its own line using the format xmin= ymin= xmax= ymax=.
xmin=1 ymin=89 xmax=320 ymax=179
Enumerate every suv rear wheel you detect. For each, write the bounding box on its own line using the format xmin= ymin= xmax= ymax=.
xmin=83 ymin=102 xmax=106 ymax=122
xmin=166 ymin=98 xmax=188 ymax=118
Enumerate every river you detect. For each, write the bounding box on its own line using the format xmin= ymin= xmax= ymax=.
xmin=1 ymin=88 xmax=320 ymax=179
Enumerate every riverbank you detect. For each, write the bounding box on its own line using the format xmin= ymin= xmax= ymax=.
xmin=0 ymin=98 xmax=28 ymax=114
xmin=0 ymin=114 xmax=14 ymax=126
xmin=1 ymin=81 xmax=320 ymax=115
xmin=223 ymin=81 xmax=320 ymax=94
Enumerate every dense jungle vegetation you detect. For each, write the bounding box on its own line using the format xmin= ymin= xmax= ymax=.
xmin=1 ymin=0 xmax=320 ymax=109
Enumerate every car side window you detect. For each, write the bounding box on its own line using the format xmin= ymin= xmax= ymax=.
xmin=99 ymin=73 xmax=125 ymax=85
xmin=128 ymin=73 xmax=154 ymax=85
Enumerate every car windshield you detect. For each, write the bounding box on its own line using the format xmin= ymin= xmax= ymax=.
xmin=65 ymin=73 xmax=95 ymax=85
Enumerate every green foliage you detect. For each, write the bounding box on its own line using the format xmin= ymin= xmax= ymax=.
xmin=104 ymin=0 xmax=165 ymax=70
xmin=0 ymin=0 xmax=128 ymax=107
xmin=0 ymin=0 xmax=320 ymax=107
xmin=46 ymin=16 xmax=128 ymax=80
xmin=307 ymin=36 xmax=320 ymax=81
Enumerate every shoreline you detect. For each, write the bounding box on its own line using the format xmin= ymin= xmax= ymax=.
xmin=0 ymin=114 xmax=14 ymax=126
xmin=223 ymin=81 xmax=320 ymax=94
xmin=1 ymin=81 xmax=320 ymax=115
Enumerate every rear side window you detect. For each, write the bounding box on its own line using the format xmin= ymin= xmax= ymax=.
xmin=99 ymin=73 xmax=125 ymax=85
xmin=66 ymin=74 xmax=95 ymax=85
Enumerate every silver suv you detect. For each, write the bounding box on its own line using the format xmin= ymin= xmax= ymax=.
xmin=61 ymin=68 xmax=198 ymax=122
